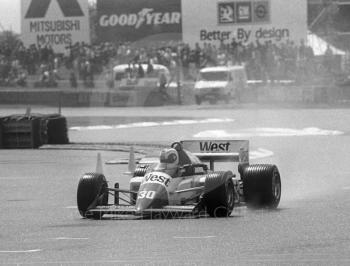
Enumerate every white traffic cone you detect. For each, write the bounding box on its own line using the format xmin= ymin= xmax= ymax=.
xmin=95 ymin=153 xmax=103 ymax=174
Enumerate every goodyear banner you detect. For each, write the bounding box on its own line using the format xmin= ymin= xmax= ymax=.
xmin=96 ymin=0 xmax=182 ymax=45
xmin=182 ymin=0 xmax=307 ymax=46
xmin=21 ymin=0 xmax=90 ymax=53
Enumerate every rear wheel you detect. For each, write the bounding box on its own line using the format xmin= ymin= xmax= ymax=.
xmin=202 ymin=171 xmax=235 ymax=217
xmin=77 ymin=173 xmax=108 ymax=219
xmin=242 ymin=164 xmax=281 ymax=209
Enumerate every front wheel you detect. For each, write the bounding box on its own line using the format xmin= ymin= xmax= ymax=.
xmin=242 ymin=164 xmax=281 ymax=209
xmin=202 ymin=171 xmax=235 ymax=217
xmin=77 ymin=173 xmax=108 ymax=219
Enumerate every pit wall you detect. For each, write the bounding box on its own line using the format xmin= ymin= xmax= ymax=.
xmin=0 ymin=83 xmax=346 ymax=107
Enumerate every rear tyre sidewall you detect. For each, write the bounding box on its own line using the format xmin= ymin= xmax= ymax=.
xmin=243 ymin=164 xmax=281 ymax=209
xmin=202 ymin=171 xmax=235 ymax=217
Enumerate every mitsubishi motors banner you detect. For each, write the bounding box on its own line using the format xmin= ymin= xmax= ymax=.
xmin=182 ymin=0 xmax=307 ymax=47
xmin=21 ymin=0 xmax=90 ymax=53
xmin=96 ymin=0 xmax=182 ymax=44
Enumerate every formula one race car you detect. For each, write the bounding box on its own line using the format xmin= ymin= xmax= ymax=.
xmin=77 ymin=140 xmax=281 ymax=219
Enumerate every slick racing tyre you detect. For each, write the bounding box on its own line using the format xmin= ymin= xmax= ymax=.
xmin=77 ymin=173 xmax=108 ymax=219
xmin=202 ymin=171 xmax=235 ymax=217
xmin=242 ymin=164 xmax=281 ymax=209
xmin=43 ymin=114 xmax=69 ymax=144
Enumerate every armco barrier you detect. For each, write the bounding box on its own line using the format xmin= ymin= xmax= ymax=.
xmin=0 ymin=90 xmax=108 ymax=107
xmin=0 ymin=83 xmax=345 ymax=106
xmin=60 ymin=91 xmax=80 ymax=106
xmin=89 ymin=92 xmax=108 ymax=106
xmin=246 ymin=84 xmax=342 ymax=104
xmin=108 ymin=91 xmax=132 ymax=107
xmin=108 ymin=87 xmax=163 ymax=106
xmin=0 ymin=90 xmax=59 ymax=105
xmin=0 ymin=120 xmax=3 ymax=148
xmin=177 ymin=82 xmax=195 ymax=105
xmin=77 ymin=91 xmax=90 ymax=106
xmin=132 ymin=86 xmax=163 ymax=106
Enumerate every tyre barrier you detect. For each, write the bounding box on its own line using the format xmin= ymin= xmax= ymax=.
xmin=0 ymin=114 xmax=69 ymax=149
xmin=40 ymin=114 xmax=69 ymax=145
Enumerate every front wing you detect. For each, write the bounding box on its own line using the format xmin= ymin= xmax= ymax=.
xmin=86 ymin=205 xmax=200 ymax=218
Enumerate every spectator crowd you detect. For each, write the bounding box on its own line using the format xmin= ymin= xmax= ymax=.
xmin=0 ymin=36 xmax=342 ymax=88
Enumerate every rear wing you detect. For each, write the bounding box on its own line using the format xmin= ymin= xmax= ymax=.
xmin=180 ymin=140 xmax=249 ymax=170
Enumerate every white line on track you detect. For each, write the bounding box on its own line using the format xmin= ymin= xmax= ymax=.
xmin=0 ymin=249 xmax=42 ymax=253
xmin=173 ymin=236 xmax=216 ymax=239
xmin=65 ymin=206 xmax=77 ymax=209
xmin=53 ymin=237 xmax=88 ymax=240
xmin=70 ymin=118 xmax=234 ymax=131
xmin=250 ymin=148 xmax=274 ymax=160
xmin=342 ymin=186 xmax=350 ymax=190
xmin=193 ymin=127 xmax=344 ymax=138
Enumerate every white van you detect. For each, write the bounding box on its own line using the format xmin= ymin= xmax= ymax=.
xmin=194 ymin=65 xmax=247 ymax=104
xmin=112 ymin=63 xmax=171 ymax=89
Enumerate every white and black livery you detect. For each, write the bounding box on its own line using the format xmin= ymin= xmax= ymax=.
xmin=77 ymin=140 xmax=281 ymax=219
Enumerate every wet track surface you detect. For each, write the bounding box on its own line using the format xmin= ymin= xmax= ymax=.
xmin=1 ymin=105 xmax=350 ymax=265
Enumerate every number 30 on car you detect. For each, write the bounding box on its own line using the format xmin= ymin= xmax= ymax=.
xmin=138 ymin=191 xmax=156 ymax=199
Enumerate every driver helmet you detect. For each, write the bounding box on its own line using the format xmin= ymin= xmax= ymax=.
xmin=155 ymin=148 xmax=179 ymax=176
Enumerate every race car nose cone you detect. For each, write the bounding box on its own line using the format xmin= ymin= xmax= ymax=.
xmin=135 ymin=182 xmax=169 ymax=214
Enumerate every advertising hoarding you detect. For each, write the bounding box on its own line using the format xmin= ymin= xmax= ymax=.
xmin=21 ymin=0 xmax=90 ymax=53
xmin=96 ymin=0 xmax=182 ymax=45
xmin=182 ymin=0 xmax=307 ymax=47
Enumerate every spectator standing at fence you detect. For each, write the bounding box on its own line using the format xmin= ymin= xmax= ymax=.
xmin=84 ymin=59 xmax=94 ymax=88
xmin=265 ymin=41 xmax=276 ymax=83
xmin=180 ymin=44 xmax=190 ymax=79
xmin=138 ymin=63 xmax=145 ymax=78
xmin=70 ymin=71 xmax=77 ymax=88
xmin=284 ymin=40 xmax=298 ymax=80
xmin=230 ymin=37 xmax=238 ymax=63
xmin=296 ymin=39 xmax=308 ymax=83
xmin=323 ymin=44 xmax=334 ymax=76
